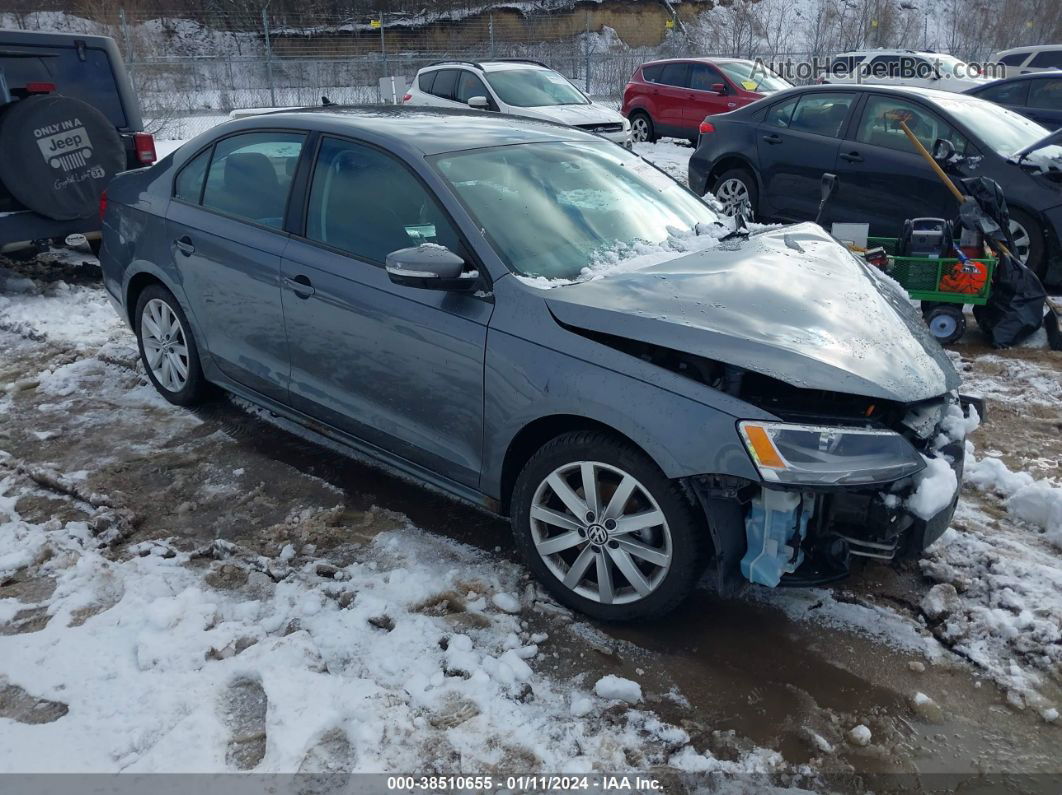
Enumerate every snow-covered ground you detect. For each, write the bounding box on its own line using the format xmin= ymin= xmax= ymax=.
xmin=1 ymin=131 xmax=1060 ymax=777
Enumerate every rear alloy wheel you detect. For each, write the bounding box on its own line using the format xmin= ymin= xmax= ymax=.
xmin=712 ymin=168 xmax=758 ymax=220
xmin=136 ymin=285 xmax=209 ymax=406
xmin=511 ymin=431 xmax=706 ymax=621
xmin=629 ymin=112 xmax=656 ymax=144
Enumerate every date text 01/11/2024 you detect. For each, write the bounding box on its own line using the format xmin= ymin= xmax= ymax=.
xmin=385 ymin=775 xmax=664 ymax=791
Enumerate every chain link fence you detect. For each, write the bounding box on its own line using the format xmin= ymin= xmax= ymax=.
xmin=82 ymin=6 xmax=722 ymax=137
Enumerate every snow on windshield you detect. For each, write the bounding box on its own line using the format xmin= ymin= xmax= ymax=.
xmin=514 ymin=221 xmax=728 ymax=289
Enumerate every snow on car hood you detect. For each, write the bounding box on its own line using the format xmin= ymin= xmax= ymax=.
xmin=516 ymin=103 xmax=627 ymax=128
xmin=543 ymin=223 xmax=960 ymax=403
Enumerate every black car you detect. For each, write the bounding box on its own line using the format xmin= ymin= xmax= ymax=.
xmin=964 ymin=72 xmax=1062 ymax=130
xmin=688 ymin=84 xmax=1062 ymax=285
xmin=0 ymin=29 xmax=156 ymax=256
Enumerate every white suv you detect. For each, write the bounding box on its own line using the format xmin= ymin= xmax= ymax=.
xmin=992 ymin=45 xmax=1062 ymax=77
xmin=404 ymin=59 xmax=631 ymax=147
xmin=823 ymin=50 xmax=989 ymax=92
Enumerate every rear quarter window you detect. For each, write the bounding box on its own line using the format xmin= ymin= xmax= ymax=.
xmin=418 ymin=71 xmax=437 ymax=92
xmin=641 ymin=64 xmax=663 ymax=83
xmin=998 ymin=53 xmax=1030 ymax=67
xmin=0 ymin=45 xmax=127 ymax=128
xmin=173 ymin=147 xmax=211 ymax=203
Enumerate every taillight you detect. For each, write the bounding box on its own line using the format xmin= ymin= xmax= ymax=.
xmin=133 ymin=132 xmax=156 ymax=165
xmin=25 ymin=81 xmax=56 ymax=94
xmin=402 ymin=93 xmax=412 ymax=103
xmin=98 ymin=189 xmax=108 ymax=222
xmin=699 ymin=120 xmax=716 ymax=134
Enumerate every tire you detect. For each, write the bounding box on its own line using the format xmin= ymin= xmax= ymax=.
xmin=511 ymin=431 xmax=708 ymax=621
xmin=0 ymin=95 xmax=124 ymax=221
xmin=922 ymin=302 xmax=966 ymax=345
xmin=629 ymin=111 xmax=657 ymax=144
xmin=711 ymin=167 xmax=758 ymax=220
xmin=1008 ymin=208 xmax=1044 ymax=279
xmin=135 ymin=284 xmax=209 ymax=406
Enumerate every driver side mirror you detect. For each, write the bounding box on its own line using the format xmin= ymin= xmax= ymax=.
xmin=932 ymin=137 xmax=956 ymax=163
xmin=710 ymin=82 xmax=727 ymax=95
xmin=385 ymin=245 xmax=478 ymax=292
xmin=467 ymin=95 xmax=492 ymax=110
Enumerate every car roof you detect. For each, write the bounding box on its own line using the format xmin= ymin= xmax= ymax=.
xmin=764 ymin=82 xmax=992 ymax=108
xmin=833 ymin=49 xmax=939 ymax=57
xmin=420 ymin=59 xmax=551 ymax=73
xmin=995 ymin=44 xmax=1062 ymax=55
xmin=0 ymin=28 xmax=119 ymax=48
xmin=640 ymin=57 xmax=747 ymax=67
xmin=218 ymin=105 xmax=598 ymax=156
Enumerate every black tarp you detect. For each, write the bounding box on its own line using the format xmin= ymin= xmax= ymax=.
xmin=960 ymin=177 xmax=1047 ymax=348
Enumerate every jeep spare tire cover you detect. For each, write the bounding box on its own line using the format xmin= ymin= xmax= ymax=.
xmin=0 ymin=94 xmax=125 ymax=221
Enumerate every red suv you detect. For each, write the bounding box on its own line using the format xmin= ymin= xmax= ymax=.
xmin=622 ymin=58 xmax=791 ymax=142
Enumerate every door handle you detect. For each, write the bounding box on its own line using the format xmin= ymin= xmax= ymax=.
xmin=839 ymin=151 xmax=863 ymax=163
xmin=762 ymin=134 xmax=782 ymax=144
xmin=284 ymin=274 xmax=315 ymax=299
xmin=174 ymin=236 xmax=195 ymax=256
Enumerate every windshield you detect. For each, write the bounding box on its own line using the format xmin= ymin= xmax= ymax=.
xmin=933 ymin=55 xmax=971 ymax=77
xmin=933 ymin=96 xmax=1054 ymax=157
xmin=484 ymin=68 xmax=589 ymax=107
xmin=434 ymin=141 xmax=719 ymax=281
xmin=718 ymin=60 xmax=791 ymax=93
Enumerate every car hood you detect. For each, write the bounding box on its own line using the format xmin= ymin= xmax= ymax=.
xmin=542 ymin=223 xmax=960 ymax=404
xmin=517 ymin=103 xmax=626 ymax=127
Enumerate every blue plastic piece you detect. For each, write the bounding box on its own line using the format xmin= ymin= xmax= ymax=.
xmin=740 ymin=490 xmax=812 ymax=587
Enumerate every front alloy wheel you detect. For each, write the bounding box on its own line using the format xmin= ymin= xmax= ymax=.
xmin=714 ymin=177 xmax=751 ymax=218
xmin=511 ymin=431 xmax=707 ymax=621
xmin=530 ymin=461 xmax=672 ymax=605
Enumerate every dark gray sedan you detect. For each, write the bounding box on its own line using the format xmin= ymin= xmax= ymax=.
xmin=100 ymin=107 xmax=968 ymax=620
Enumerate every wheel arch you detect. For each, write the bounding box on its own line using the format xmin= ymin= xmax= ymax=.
xmin=705 ymin=155 xmax=761 ymax=196
xmin=125 ymin=270 xmax=166 ymax=327
xmin=498 ymin=414 xmax=656 ymax=515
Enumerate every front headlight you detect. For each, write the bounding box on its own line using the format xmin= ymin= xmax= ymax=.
xmin=738 ymin=420 xmax=925 ymax=486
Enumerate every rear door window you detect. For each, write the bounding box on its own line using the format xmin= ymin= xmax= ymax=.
xmin=200 ymin=131 xmax=305 ymax=228
xmin=788 ymin=93 xmax=855 ymax=137
xmin=0 ymin=46 xmax=127 ymax=127
xmin=1027 ymin=78 xmax=1062 ymax=109
xmin=998 ymin=52 xmax=1030 ymax=67
xmin=978 ymin=79 xmax=1030 ymax=106
xmin=659 ymin=63 xmax=690 ymax=88
xmin=765 ymin=97 xmax=798 ymax=127
xmin=430 ymin=69 xmax=458 ymax=100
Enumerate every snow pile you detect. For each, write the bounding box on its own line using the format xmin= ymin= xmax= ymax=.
xmin=0 ymin=266 xmax=123 ymax=349
xmin=906 ymin=455 xmax=958 ymax=521
xmin=0 ymin=470 xmax=783 ymax=774
xmin=593 ymin=675 xmax=642 ymax=704
xmin=965 ymin=447 xmax=1062 ymax=549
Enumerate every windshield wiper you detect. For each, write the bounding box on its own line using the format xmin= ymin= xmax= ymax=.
xmin=1010 ymin=128 xmax=1062 ymax=166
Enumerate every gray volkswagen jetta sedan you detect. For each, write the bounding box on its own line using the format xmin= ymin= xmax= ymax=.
xmin=99 ymin=107 xmax=971 ymax=620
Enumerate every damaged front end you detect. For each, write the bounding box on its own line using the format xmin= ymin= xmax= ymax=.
xmin=688 ymin=392 xmax=975 ymax=593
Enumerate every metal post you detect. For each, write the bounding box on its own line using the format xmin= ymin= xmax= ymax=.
xmin=119 ymin=7 xmax=134 ymax=80
xmin=380 ymin=11 xmax=387 ymax=78
xmin=261 ymin=6 xmax=276 ymax=107
xmin=584 ymin=10 xmax=591 ymax=93
xmin=489 ymin=12 xmax=495 ymax=59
